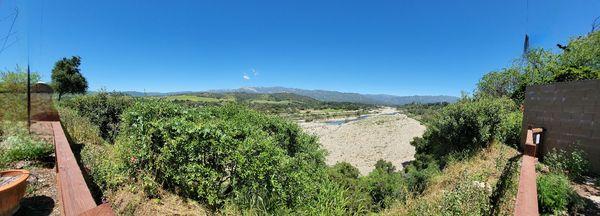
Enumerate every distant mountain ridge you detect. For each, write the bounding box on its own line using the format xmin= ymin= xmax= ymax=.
xmin=209 ymin=87 xmax=458 ymax=105
xmin=120 ymin=86 xmax=458 ymax=105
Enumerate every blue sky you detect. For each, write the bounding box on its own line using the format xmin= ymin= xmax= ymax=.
xmin=0 ymin=0 xmax=598 ymax=96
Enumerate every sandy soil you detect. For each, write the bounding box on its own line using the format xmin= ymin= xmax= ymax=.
xmin=300 ymin=107 xmax=426 ymax=175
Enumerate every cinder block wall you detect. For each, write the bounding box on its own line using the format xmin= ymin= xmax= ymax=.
xmin=522 ymin=79 xmax=600 ymax=174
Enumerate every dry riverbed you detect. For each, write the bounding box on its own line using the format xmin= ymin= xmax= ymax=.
xmin=300 ymin=107 xmax=426 ymax=175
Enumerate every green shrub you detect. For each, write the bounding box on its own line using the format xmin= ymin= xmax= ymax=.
xmin=58 ymin=107 xmax=104 ymax=146
xmin=60 ymin=92 xmax=134 ymax=142
xmin=498 ymin=111 xmax=523 ymax=147
xmin=362 ymin=160 xmax=408 ymax=211
xmin=0 ymin=123 xmax=53 ymax=165
xmin=328 ymin=162 xmax=372 ymax=213
xmin=537 ymin=173 xmax=574 ymax=214
xmin=58 ymin=106 xmax=127 ymax=190
xmin=114 ymin=100 xmax=344 ymax=213
xmin=404 ymin=161 xmax=440 ymax=193
xmin=412 ymin=97 xmax=519 ymax=167
xmin=544 ymin=148 xmax=590 ymax=181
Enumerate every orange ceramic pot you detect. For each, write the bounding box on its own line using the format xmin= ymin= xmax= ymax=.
xmin=0 ymin=170 xmax=29 ymax=216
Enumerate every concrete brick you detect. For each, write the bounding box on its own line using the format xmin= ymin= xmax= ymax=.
xmin=584 ymin=105 xmax=599 ymax=114
xmin=563 ymin=105 xmax=584 ymax=113
xmin=524 ymin=80 xmax=600 ymax=174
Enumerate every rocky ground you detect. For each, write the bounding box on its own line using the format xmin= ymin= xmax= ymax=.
xmin=300 ymin=107 xmax=426 ymax=175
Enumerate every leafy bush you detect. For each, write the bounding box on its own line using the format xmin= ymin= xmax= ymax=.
xmin=60 ymin=92 xmax=134 ymax=142
xmin=404 ymin=161 xmax=440 ymax=193
xmin=327 ymin=162 xmax=372 ymax=214
xmin=0 ymin=123 xmax=53 ymax=165
xmin=362 ymin=160 xmax=408 ymax=211
xmin=497 ymin=111 xmax=523 ymax=148
xmin=114 ymin=100 xmax=345 ymax=213
xmin=58 ymin=106 xmax=127 ymax=190
xmin=543 ymin=148 xmax=590 ymax=181
xmin=537 ymin=173 xmax=574 ymax=214
xmin=412 ymin=97 xmax=519 ymax=167
xmin=58 ymin=107 xmax=104 ymax=146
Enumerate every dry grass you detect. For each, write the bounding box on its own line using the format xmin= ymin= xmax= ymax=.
xmin=383 ymin=142 xmax=520 ymax=216
xmin=108 ymin=188 xmax=208 ymax=216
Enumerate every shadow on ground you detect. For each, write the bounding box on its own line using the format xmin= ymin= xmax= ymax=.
xmin=15 ymin=195 xmax=55 ymax=216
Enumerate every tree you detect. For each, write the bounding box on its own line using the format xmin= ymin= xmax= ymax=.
xmin=476 ymin=68 xmax=520 ymax=98
xmin=51 ymin=56 xmax=88 ymax=100
xmin=0 ymin=66 xmax=41 ymax=93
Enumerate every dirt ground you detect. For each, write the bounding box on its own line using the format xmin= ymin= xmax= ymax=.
xmin=14 ymin=160 xmax=61 ymax=216
xmin=572 ymin=176 xmax=600 ymax=215
xmin=11 ymin=121 xmax=61 ymax=216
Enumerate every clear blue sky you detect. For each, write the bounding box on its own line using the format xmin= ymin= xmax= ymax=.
xmin=1 ymin=0 xmax=598 ymax=96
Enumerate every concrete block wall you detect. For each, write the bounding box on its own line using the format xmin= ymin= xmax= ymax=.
xmin=522 ymin=79 xmax=600 ymax=174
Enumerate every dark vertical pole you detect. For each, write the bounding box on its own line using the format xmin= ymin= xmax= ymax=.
xmin=27 ymin=65 xmax=31 ymax=133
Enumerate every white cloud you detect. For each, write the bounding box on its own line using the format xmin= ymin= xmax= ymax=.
xmin=243 ymin=74 xmax=250 ymax=80
xmin=252 ymin=68 xmax=258 ymax=76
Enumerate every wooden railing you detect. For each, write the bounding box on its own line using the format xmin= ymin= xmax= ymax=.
xmin=514 ymin=128 xmax=542 ymax=216
xmin=51 ymin=121 xmax=115 ymax=216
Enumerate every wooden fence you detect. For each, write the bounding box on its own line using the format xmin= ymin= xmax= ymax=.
xmin=514 ymin=128 xmax=541 ymax=216
xmin=50 ymin=121 xmax=115 ymax=216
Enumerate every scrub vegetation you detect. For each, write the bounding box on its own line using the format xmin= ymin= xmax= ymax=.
xmin=4 ymin=24 xmax=594 ymax=215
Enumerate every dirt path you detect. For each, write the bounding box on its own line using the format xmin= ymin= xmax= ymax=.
xmin=300 ymin=107 xmax=426 ymax=175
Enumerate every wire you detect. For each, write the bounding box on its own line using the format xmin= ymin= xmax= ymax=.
xmin=0 ymin=8 xmax=17 ymax=55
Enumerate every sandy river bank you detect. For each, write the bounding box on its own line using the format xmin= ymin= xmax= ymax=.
xmin=300 ymin=107 xmax=426 ymax=175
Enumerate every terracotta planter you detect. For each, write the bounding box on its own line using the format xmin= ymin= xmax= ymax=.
xmin=0 ymin=170 xmax=29 ymax=216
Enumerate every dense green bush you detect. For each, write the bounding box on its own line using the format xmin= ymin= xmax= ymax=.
xmin=404 ymin=161 xmax=440 ymax=193
xmin=58 ymin=106 xmax=127 ymax=190
xmin=412 ymin=97 xmax=519 ymax=168
xmin=327 ymin=162 xmax=372 ymax=214
xmin=114 ymin=100 xmax=346 ymax=213
xmin=60 ymin=92 xmax=134 ymax=142
xmin=362 ymin=160 xmax=408 ymax=211
xmin=537 ymin=173 xmax=575 ymax=214
xmin=58 ymin=107 xmax=104 ymax=146
xmin=543 ymin=148 xmax=590 ymax=181
xmin=497 ymin=111 xmax=523 ymax=148
xmin=0 ymin=122 xmax=53 ymax=165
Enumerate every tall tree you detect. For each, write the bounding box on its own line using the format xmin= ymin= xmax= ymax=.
xmin=51 ymin=56 xmax=88 ymax=100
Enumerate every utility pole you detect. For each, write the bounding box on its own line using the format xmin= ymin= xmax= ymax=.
xmin=27 ymin=65 xmax=31 ymax=133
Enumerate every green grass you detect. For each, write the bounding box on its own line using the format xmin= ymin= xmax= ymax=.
xmin=165 ymin=95 xmax=231 ymax=102
xmin=0 ymin=122 xmax=53 ymax=165
xmin=250 ymin=99 xmax=292 ymax=104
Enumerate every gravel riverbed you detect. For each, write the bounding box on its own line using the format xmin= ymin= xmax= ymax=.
xmin=300 ymin=107 xmax=426 ymax=175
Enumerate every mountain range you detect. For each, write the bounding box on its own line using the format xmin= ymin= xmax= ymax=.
xmin=168 ymin=86 xmax=458 ymax=105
